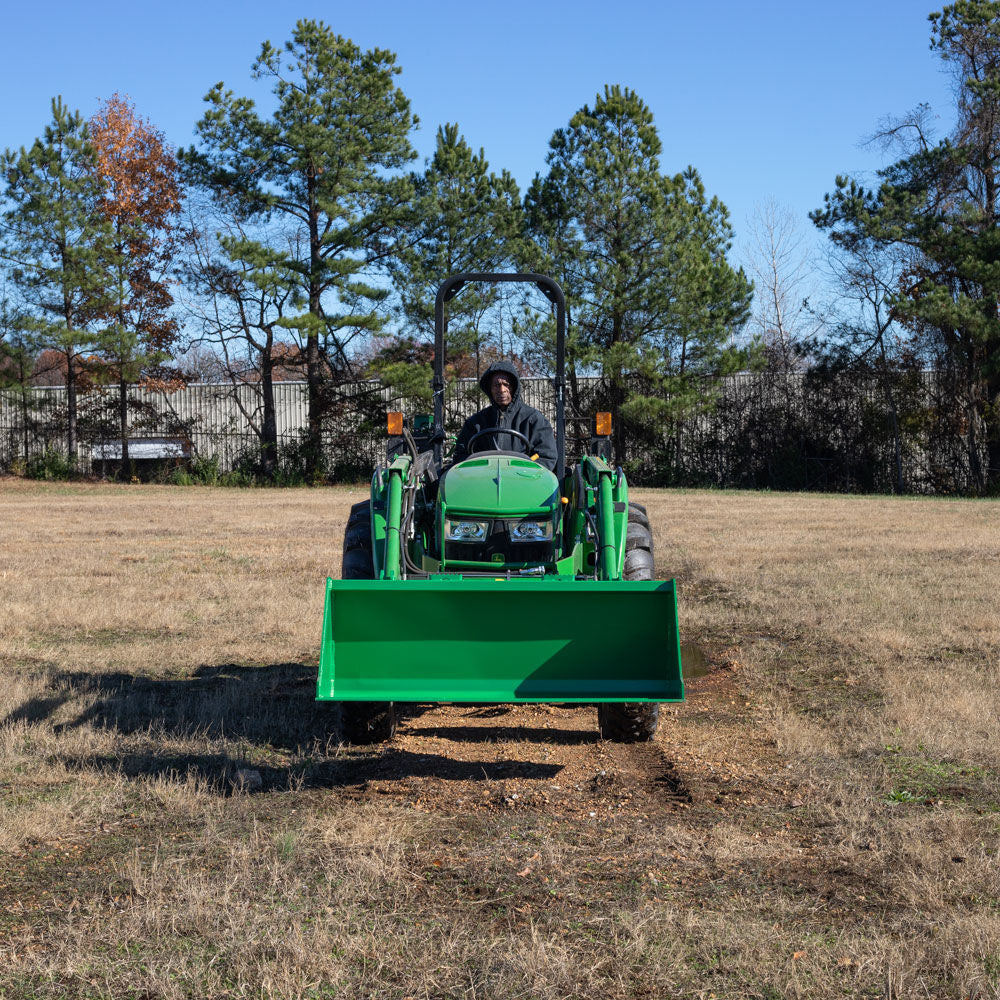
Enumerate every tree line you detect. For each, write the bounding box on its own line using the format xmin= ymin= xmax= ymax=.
xmin=2 ymin=3 xmax=999 ymax=493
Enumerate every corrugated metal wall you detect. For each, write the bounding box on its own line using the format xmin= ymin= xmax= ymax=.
xmin=0 ymin=378 xmax=560 ymax=471
xmin=0 ymin=372 xmax=981 ymax=492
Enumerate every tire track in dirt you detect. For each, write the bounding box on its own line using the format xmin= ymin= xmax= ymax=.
xmin=323 ymin=639 xmax=803 ymax=829
xmin=329 ymin=700 xmax=694 ymax=820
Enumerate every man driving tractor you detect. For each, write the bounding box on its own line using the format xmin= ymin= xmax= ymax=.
xmin=453 ymin=361 xmax=558 ymax=470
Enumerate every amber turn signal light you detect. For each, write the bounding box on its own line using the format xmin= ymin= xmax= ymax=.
xmin=386 ymin=411 xmax=403 ymax=435
xmin=595 ymin=412 xmax=612 ymax=437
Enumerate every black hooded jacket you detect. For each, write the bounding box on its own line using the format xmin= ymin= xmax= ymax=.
xmin=453 ymin=361 xmax=558 ymax=471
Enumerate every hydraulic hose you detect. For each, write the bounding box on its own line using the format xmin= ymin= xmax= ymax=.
xmin=400 ymin=479 xmax=430 ymax=579
xmin=582 ymin=509 xmax=600 ymax=580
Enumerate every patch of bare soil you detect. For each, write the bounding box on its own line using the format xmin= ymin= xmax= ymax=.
xmin=336 ymin=701 xmax=688 ymax=818
xmin=330 ymin=645 xmax=803 ymax=831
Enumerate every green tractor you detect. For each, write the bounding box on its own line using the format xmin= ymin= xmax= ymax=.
xmin=317 ymin=273 xmax=683 ymax=743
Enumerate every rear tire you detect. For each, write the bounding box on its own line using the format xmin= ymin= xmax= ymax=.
xmin=625 ymin=521 xmax=652 ymax=551
xmin=342 ymin=547 xmax=375 ymax=580
xmin=344 ymin=519 xmax=371 ymax=552
xmin=624 ymin=547 xmax=654 ymax=581
xmin=338 ymin=501 xmax=395 ymax=743
xmin=627 ymin=502 xmax=650 ymax=529
xmin=600 ymin=502 xmax=660 ymax=742
xmin=342 ymin=500 xmax=375 ymax=579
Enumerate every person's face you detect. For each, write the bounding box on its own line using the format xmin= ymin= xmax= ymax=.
xmin=490 ymin=373 xmax=512 ymax=407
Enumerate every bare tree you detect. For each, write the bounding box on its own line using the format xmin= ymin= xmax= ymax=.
xmin=823 ymin=235 xmax=920 ymax=494
xmin=175 ymin=342 xmax=226 ymax=383
xmin=179 ymin=196 xmax=302 ymax=479
xmin=744 ymin=200 xmax=823 ymax=371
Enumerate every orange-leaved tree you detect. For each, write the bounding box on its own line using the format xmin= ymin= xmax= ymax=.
xmin=89 ymin=93 xmax=182 ymax=474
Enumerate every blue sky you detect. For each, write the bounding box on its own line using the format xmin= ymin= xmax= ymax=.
xmin=3 ymin=0 xmax=956 ymax=275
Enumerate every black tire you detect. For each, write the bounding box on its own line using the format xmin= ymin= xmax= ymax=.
xmin=599 ymin=503 xmax=659 ymax=742
xmin=342 ymin=501 xmax=375 ymax=579
xmin=340 ymin=702 xmax=397 ymax=744
xmin=344 ymin=519 xmax=371 ymax=552
xmin=342 ymin=546 xmax=375 ymax=579
xmin=337 ymin=502 xmax=395 ymax=744
xmin=597 ymin=702 xmax=660 ymax=742
xmin=625 ymin=521 xmax=652 ymax=552
xmin=623 ymin=546 xmax=654 ymax=581
xmin=627 ymin=502 xmax=649 ymax=529
xmin=347 ymin=500 xmax=371 ymax=527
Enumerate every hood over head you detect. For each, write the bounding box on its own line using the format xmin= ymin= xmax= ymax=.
xmin=479 ymin=360 xmax=521 ymax=406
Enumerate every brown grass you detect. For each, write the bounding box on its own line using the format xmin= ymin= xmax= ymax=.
xmin=1 ymin=477 xmax=998 ymax=998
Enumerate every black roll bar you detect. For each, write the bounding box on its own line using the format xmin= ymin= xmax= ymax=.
xmin=432 ymin=273 xmax=567 ymax=480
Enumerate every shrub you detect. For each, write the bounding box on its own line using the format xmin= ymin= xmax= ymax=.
xmin=25 ymin=446 xmax=75 ymax=481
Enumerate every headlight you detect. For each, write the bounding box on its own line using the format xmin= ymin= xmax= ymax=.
xmin=445 ymin=519 xmax=489 ymax=541
xmin=510 ymin=519 xmax=553 ymax=542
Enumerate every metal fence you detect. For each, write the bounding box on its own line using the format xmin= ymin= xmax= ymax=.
xmin=0 ymin=371 xmax=984 ymax=493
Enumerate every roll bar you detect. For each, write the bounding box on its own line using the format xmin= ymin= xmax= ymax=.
xmin=433 ymin=273 xmax=566 ymax=480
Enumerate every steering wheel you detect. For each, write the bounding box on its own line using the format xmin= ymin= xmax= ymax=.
xmin=466 ymin=427 xmax=532 ymax=455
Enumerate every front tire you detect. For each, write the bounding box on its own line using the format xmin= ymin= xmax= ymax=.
xmin=597 ymin=702 xmax=660 ymax=742
xmin=340 ymin=701 xmax=397 ymax=745
xmin=338 ymin=501 xmax=395 ymax=744
xmin=599 ymin=501 xmax=660 ymax=742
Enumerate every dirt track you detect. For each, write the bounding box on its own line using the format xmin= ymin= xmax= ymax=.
xmin=332 ymin=648 xmax=801 ymax=828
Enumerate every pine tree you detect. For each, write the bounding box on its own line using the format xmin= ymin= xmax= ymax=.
xmin=0 ymin=284 xmax=37 ymax=465
xmin=183 ymin=20 xmax=417 ymax=478
xmin=527 ymin=86 xmax=754 ymax=465
xmin=813 ymin=1 xmax=1000 ymax=492
xmin=388 ymin=123 xmax=522 ymax=386
xmin=2 ymin=97 xmax=111 ymax=462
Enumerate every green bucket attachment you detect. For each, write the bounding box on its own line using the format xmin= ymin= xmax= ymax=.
xmin=317 ymin=576 xmax=683 ymax=703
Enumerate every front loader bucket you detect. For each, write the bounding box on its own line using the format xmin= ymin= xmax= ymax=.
xmin=317 ymin=577 xmax=683 ymax=703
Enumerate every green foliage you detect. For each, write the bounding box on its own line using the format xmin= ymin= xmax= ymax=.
xmin=170 ymin=455 xmax=222 ymax=486
xmin=1 ymin=99 xmax=110 ymax=335
xmin=883 ymin=743 xmax=991 ymax=805
xmin=25 ymin=445 xmax=76 ymax=481
xmin=525 ymin=85 xmax=755 ymax=460
xmin=0 ymin=290 xmax=35 ymax=390
xmin=813 ymin=1 xmax=1000 ymax=492
xmin=169 ymin=442 xmax=326 ymax=488
xmin=183 ymin=20 xmax=418 ymax=477
xmin=389 ymin=123 xmax=523 ymax=370
xmin=169 ymin=454 xmax=258 ymax=488
xmin=0 ymin=291 xmax=39 ymax=473
xmin=2 ymin=97 xmax=113 ymax=457
xmin=364 ymin=335 xmax=434 ymax=403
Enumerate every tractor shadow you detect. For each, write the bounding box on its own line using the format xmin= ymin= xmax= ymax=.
xmin=63 ymin=746 xmax=563 ymax=794
xmin=325 ymin=748 xmax=563 ymax=785
xmin=397 ymin=703 xmax=600 ymax=745
xmin=17 ymin=661 xmax=331 ymax=751
xmin=404 ymin=724 xmax=598 ymax=745
xmin=9 ymin=664 xmax=563 ymax=793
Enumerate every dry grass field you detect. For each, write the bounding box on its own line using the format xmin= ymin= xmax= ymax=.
xmin=0 ymin=477 xmax=998 ymax=999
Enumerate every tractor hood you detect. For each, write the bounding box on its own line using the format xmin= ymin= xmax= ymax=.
xmin=441 ymin=456 xmax=559 ymax=514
